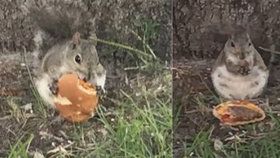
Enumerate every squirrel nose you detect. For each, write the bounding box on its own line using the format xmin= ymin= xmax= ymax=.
xmin=239 ymin=53 xmax=245 ymax=60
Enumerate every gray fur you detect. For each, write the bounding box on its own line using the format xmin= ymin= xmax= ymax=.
xmin=29 ymin=5 xmax=106 ymax=106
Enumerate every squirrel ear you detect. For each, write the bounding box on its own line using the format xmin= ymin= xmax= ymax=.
xmin=246 ymin=33 xmax=251 ymax=40
xmin=72 ymin=32 xmax=81 ymax=45
xmin=226 ymin=34 xmax=233 ymax=41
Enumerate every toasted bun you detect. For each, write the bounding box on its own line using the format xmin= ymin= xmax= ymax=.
xmin=54 ymin=73 xmax=98 ymax=123
xmin=213 ymin=100 xmax=265 ymax=126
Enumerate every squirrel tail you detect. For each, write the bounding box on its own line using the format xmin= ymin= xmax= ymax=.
xmin=26 ymin=2 xmax=97 ymax=60
xmin=28 ymin=3 xmax=95 ymax=40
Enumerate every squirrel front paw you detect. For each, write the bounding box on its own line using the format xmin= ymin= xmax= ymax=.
xmin=96 ymin=86 xmax=105 ymax=96
xmin=238 ymin=65 xmax=250 ymax=76
xmin=49 ymin=79 xmax=59 ymax=95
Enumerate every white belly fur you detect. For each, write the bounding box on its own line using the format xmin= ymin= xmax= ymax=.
xmin=35 ymin=74 xmax=55 ymax=107
xmin=35 ymin=70 xmax=106 ymax=107
xmin=211 ymin=65 xmax=268 ymax=99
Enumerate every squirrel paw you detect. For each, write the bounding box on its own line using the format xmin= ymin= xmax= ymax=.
xmin=96 ymin=86 xmax=105 ymax=96
xmin=238 ymin=66 xmax=250 ymax=76
xmin=49 ymin=79 xmax=59 ymax=95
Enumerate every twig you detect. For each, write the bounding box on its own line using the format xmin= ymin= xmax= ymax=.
xmin=259 ymin=46 xmax=280 ymax=55
xmin=22 ymin=46 xmax=36 ymax=87
xmin=89 ymin=37 xmax=152 ymax=58
xmin=184 ymin=108 xmax=212 ymax=114
xmin=184 ymin=109 xmax=200 ymax=114
xmin=129 ymin=29 xmax=157 ymax=59
xmin=0 ymin=115 xmax=12 ymax=120
xmin=124 ymin=65 xmax=147 ymax=70
xmin=39 ymin=131 xmax=65 ymax=142
xmin=25 ymin=134 xmax=34 ymax=154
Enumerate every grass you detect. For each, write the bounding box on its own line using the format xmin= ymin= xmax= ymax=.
xmin=3 ymin=20 xmax=172 ymax=157
xmin=84 ymin=74 xmax=172 ymax=157
xmin=183 ymin=129 xmax=215 ymax=158
xmin=8 ymin=134 xmax=34 ymax=158
xmin=180 ymin=93 xmax=280 ymax=158
xmin=183 ymin=119 xmax=280 ymax=158
xmin=172 ymin=59 xmax=280 ymax=158
xmin=18 ymin=70 xmax=171 ymax=158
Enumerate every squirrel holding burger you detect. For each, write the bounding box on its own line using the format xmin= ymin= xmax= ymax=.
xmin=29 ymin=5 xmax=106 ymax=108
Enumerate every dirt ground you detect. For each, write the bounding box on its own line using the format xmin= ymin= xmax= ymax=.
xmin=0 ymin=1 xmax=171 ymax=157
xmin=173 ymin=1 xmax=280 ymax=157
xmin=0 ymin=50 xmax=171 ymax=157
xmin=173 ymin=55 xmax=280 ymax=157
xmin=0 ymin=51 xmax=126 ymax=154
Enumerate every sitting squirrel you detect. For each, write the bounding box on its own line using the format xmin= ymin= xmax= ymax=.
xmin=211 ymin=28 xmax=269 ymax=99
xmin=30 ymin=7 xmax=106 ymax=106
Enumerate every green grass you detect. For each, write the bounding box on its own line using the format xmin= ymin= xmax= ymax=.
xmin=181 ymin=94 xmax=280 ymax=158
xmin=4 ymin=20 xmax=172 ymax=158
xmin=226 ymin=113 xmax=280 ymax=158
xmin=184 ymin=129 xmax=215 ymax=158
xmin=8 ymin=134 xmax=34 ymax=158
xmin=17 ymin=69 xmax=171 ymax=158
xmin=84 ymin=73 xmax=172 ymax=157
xmin=183 ymin=119 xmax=280 ymax=158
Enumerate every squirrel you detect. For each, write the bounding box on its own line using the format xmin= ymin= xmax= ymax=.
xmin=29 ymin=6 xmax=106 ymax=107
xmin=211 ymin=27 xmax=269 ymax=100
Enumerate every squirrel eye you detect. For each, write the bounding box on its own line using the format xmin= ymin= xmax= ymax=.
xmin=248 ymin=42 xmax=251 ymax=46
xmin=74 ymin=54 xmax=82 ymax=64
xmin=231 ymin=41 xmax=235 ymax=47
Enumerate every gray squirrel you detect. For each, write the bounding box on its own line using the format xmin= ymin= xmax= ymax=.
xmin=30 ymin=6 xmax=106 ymax=106
xmin=211 ymin=27 xmax=269 ymax=99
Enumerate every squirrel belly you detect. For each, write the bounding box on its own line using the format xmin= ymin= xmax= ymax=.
xmin=35 ymin=73 xmax=55 ymax=107
xmin=211 ymin=65 xmax=269 ymax=99
xmin=210 ymin=27 xmax=269 ymax=99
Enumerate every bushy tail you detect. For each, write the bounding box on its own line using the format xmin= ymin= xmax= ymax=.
xmin=24 ymin=1 xmax=97 ymax=59
xmin=29 ymin=5 xmax=94 ymax=40
xmin=24 ymin=1 xmax=97 ymax=71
